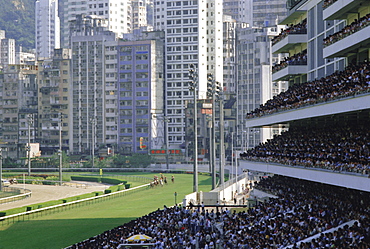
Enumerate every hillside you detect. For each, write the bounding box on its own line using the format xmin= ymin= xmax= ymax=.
xmin=0 ymin=0 xmax=35 ymax=51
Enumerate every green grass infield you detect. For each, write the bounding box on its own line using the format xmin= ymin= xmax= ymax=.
xmin=0 ymin=172 xmax=212 ymax=249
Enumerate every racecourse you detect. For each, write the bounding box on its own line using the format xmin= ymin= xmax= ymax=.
xmin=0 ymin=172 xmax=212 ymax=249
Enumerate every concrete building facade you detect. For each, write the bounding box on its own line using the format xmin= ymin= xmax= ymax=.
xmin=0 ymin=65 xmax=38 ymax=159
xmin=154 ymin=0 xmax=223 ymax=151
xmin=117 ymin=38 xmax=164 ymax=155
xmin=69 ymin=15 xmax=117 ymax=154
xmin=35 ymin=0 xmax=61 ymax=59
xmin=37 ymin=48 xmax=71 ymax=155
xmin=60 ymin=0 xmax=132 ymax=48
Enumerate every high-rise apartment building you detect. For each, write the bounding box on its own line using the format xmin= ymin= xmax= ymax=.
xmin=0 ymin=65 xmax=38 ymax=159
xmin=35 ymin=0 xmax=61 ymax=59
xmin=0 ymin=37 xmax=16 ymax=68
xmin=132 ymin=0 xmax=147 ymax=30
xmin=223 ymin=0 xmax=287 ymax=153
xmin=37 ymin=48 xmax=71 ymax=155
xmin=60 ymin=0 xmax=132 ymax=48
xmin=236 ymin=26 xmax=286 ymax=151
xmin=69 ymin=15 xmax=117 ymax=154
xmin=154 ymin=0 xmax=223 ymax=150
xmin=223 ymin=0 xmax=286 ymax=27
xmin=223 ymin=0 xmax=252 ymax=24
xmin=252 ymin=0 xmax=287 ymax=27
xmin=117 ymin=37 xmax=164 ymax=155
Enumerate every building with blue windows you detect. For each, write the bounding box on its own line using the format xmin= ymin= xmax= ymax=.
xmin=117 ymin=37 xmax=164 ymax=154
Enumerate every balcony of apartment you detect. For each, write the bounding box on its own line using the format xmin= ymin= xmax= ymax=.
xmin=323 ymin=16 xmax=370 ymax=58
xmin=41 ymin=126 xmax=60 ymax=131
xmin=323 ymin=0 xmax=368 ymax=20
xmin=272 ymin=50 xmax=307 ymax=81
xmin=272 ymin=20 xmax=307 ymax=54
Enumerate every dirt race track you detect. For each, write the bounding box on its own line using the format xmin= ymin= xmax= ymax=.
xmin=0 ymin=182 xmax=109 ymax=211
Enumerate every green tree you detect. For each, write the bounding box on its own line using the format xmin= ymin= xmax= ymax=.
xmin=111 ymin=154 xmax=131 ymax=168
xmin=128 ymin=153 xmax=152 ymax=168
xmin=111 ymin=153 xmax=151 ymax=168
xmin=49 ymin=151 xmax=70 ymax=168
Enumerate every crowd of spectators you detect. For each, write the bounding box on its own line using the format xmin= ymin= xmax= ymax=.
xmin=272 ymin=50 xmax=307 ymax=73
xmin=271 ymin=19 xmax=307 ymax=46
xmin=247 ymin=60 xmax=370 ymax=119
xmin=67 ymin=175 xmax=370 ymax=249
xmin=322 ymin=0 xmax=338 ymax=9
xmin=323 ymin=13 xmax=370 ymax=47
xmin=239 ymin=123 xmax=369 ymax=175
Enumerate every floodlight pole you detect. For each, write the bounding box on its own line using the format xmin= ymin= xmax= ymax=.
xmin=219 ymin=91 xmax=225 ymax=185
xmin=193 ymin=76 xmax=198 ymax=193
xmin=189 ymin=64 xmax=198 ymax=193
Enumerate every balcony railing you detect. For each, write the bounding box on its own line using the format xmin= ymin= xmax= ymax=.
xmin=324 ymin=13 xmax=370 ymax=47
xmin=272 ymin=19 xmax=307 ymax=46
xmin=272 ymin=50 xmax=307 ymax=73
xmin=323 ymin=0 xmax=338 ymax=9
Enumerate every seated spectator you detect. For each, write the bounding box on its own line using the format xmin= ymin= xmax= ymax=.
xmin=272 ymin=19 xmax=307 ymax=46
xmin=323 ymin=0 xmax=338 ymax=9
xmin=272 ymin=50 xmax=307 ymax=73
xmin=67 ymin=175 xmax=370 ymax=249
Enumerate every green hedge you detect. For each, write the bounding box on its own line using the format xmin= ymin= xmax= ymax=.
xmin=70 ymin=176 xmax=100 ymax=182
xmin=101 ymin=178 xmax=126 ymax=185
xmin=71 ymin=175 xmax=127 ymax=186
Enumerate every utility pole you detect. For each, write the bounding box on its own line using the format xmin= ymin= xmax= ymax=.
xmin=188 ymin=64 xmax=198 ymax=193
xmin=164 ymin=117 xmax=169 ymax=170
xmin=90 ymin=118 xmax=95 ymax=168
xmin=0 ymin=148 xmax=2 ymax=192
xmin=27 ymin=114 xmax=33 ymax=176
xmin=59 ymin=113 xmax=63 ymax=186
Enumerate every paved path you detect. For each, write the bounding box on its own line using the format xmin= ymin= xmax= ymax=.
xmin=0 ymin=182 xmax=109 ymax=211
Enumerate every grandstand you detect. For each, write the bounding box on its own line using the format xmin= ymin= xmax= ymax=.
xmin=240 ymin=0 xmax=370 ymax=192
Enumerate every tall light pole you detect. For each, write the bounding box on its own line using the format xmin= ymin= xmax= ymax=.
xmin=164 ymin=117 xmax=169 ymax=170
xmin=27 ymin=114 xmax=33 ymax=176
xmin=59 ymin=113 xmax=63 ymax=186
xmin=189 ymin=64 xmax=198 ymax=193
xmin=219 ymin=86 xmax=225 ymax=186
xmin=90 ymin=118 xmax=95 ymax=168
xmin=207 ymin=73 xmax=216 ymax=189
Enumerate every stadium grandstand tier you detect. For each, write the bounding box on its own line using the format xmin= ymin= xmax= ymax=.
xmin=240 ymin=122 xmax=369 ymax=175
xmin=67 ymin=175 xmax=370 ymax=248
xmin=247 ymin=60 xmax=370 ymax=119
xmin=323 ymin=13 xmax=370 ymax=47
